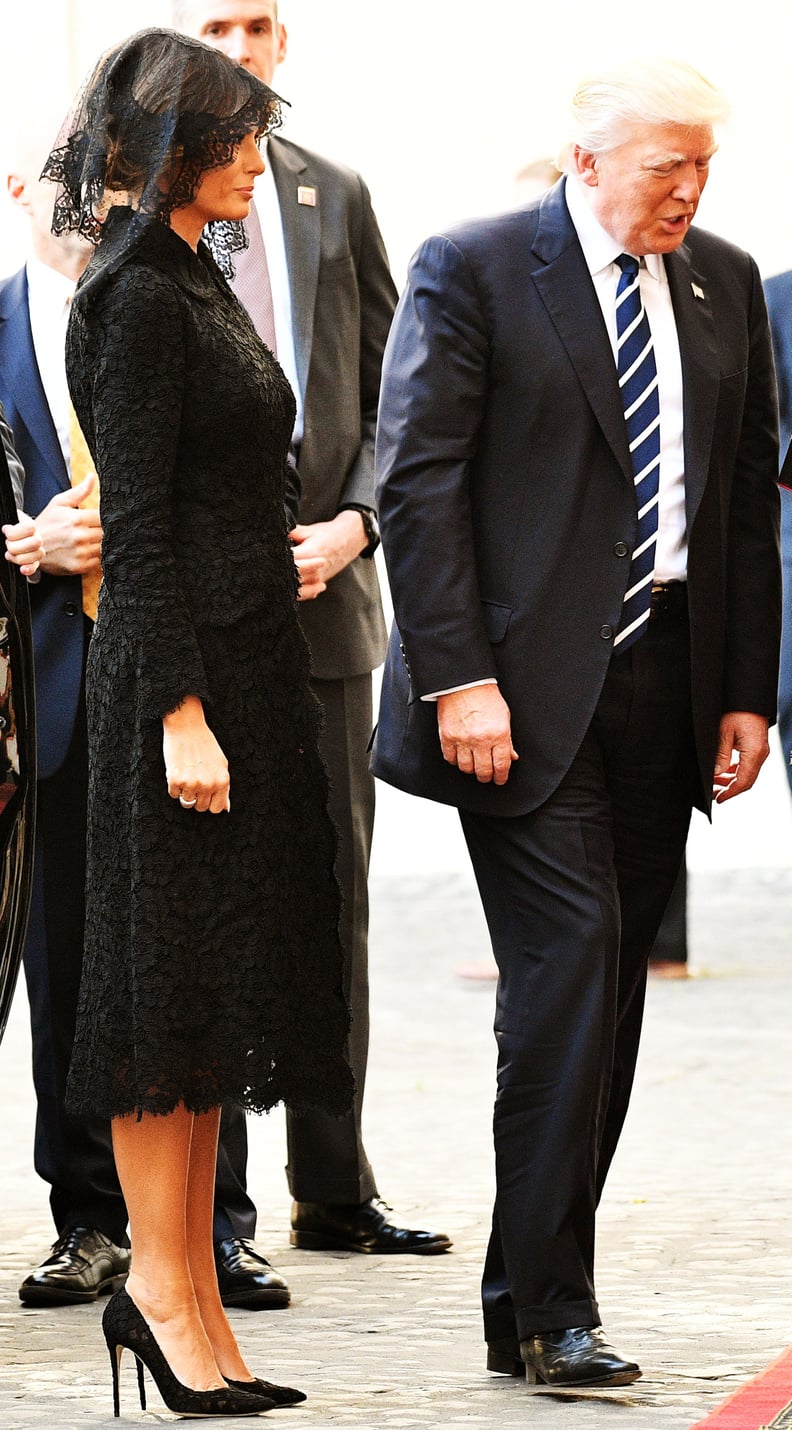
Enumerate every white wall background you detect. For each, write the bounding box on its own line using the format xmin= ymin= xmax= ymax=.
xmin=2 ymin=0 xmax=792 ymax=875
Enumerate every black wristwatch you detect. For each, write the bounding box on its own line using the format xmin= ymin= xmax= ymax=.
xmin=339 ymin=504 xmax=381 ymax=559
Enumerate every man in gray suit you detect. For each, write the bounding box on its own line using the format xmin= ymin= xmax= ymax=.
xmin=174 ymin=0 xmax=450 ymax=1308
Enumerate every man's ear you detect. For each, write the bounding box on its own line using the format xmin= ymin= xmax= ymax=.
xmin=7 ymin=173 xmax=28 ymax=210
xmin=275 ymin=21 xmax=288 ymax=68
xmin=573 ymin=146 xmax=599 ymax=189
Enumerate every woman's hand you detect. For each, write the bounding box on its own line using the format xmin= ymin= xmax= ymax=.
xmin=2 ymin=514 xmax=46 ymax=577
xmin=163 ymin=695 xmax=230 ymax=813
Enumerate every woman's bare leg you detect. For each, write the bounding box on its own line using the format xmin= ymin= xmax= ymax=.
xmin=111 ymin=1105 xmax=225 ymax=1390
xmin=185 ymin=1107 xmax=254 ymax=1381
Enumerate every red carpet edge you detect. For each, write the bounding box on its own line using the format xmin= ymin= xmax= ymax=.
xmin=689 ymin=1346 xmax=792 ymax=1429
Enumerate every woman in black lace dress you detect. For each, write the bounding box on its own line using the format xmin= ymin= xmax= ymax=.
xmin=43 ymin=29 xmax=352 ymax=1418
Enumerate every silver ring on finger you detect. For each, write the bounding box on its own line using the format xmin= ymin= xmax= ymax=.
xmin=179 ymin=794 xmax=198 ymax=809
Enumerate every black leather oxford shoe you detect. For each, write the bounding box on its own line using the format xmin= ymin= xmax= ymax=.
xmin=19 ymin=1226 xmax=130 ymax=1306
xmin=520 ymin=1326 xmax=642 ymax=1387
xmin=214 ymin=1237 xmax=290 ymax=1309
xmin=486 ymin=1338 xmax=525 ymax=1376
xmin=290 ymin=1197 xmax=451 ymax=1254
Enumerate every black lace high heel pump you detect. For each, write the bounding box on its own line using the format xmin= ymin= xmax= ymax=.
xmin=225 ymin=1375 xmax=307 ymax=1406
xmin=102 ymin=1287 xmax=275 ymax=1417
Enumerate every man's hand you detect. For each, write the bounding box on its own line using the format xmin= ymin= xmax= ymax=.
xmin=712 ymin=711 xmax=770 ymax=804
xmin=36 ymin=475 xmax=102 ymax=576
xmin=437 ymin=684 xmax=518 ymax=785
xmin=290 ymin=510 xmax=368 ymax=602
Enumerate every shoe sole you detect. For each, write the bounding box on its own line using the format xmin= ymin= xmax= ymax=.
xmin=19 ymin=1272 xmax=128 ymax=1306
xmin=219 ymin=1290 xmax=291 ymax=1310
xmin=289 ymin=1230 xmax=452 ymax=1254
xmin=525 ymin=1367 xmax=642 ymax=1388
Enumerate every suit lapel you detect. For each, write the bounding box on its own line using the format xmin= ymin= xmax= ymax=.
xmin=531 ymin=186 xmax=721 ymax=527
xmin=530 ymin=181 xmax=633 ymax=486
xmin=664 ymin=242 xmax=719 ymax=533
xmin=268 ymin=137 xmax=320 ymax=400
xmin=0 ymin=270 xmax=69 ymax=488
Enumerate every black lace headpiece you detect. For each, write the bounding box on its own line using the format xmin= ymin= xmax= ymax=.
xmin=41 ymin=27 xmax=285 ymax=288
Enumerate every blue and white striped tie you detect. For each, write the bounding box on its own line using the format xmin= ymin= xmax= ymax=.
xmin=613 ymin=253 xmax=660 ymax=651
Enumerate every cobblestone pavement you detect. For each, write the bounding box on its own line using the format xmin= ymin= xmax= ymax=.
xmin=1 ymin=868 xmax=790 ymax=1429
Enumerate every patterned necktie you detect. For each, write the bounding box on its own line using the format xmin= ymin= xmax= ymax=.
xmin=68 ymin=400 xmax=101 ymax=622
xmin=613 ymin=253 xmax=660 ymax=651
xmin=229 ymin=203 xmax=278 ymax=354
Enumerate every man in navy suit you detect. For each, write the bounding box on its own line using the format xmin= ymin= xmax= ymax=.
xmin=0 ymin=155 xmax=129 ymax=1304
xmin=373 ymin=60 xmax=781 ymax=1386
xmin=763 ymin=271 xmax=792 ymax=787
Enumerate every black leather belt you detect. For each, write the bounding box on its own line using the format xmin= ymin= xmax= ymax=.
xmin=649 ymin=580 xmax=688 ymax=620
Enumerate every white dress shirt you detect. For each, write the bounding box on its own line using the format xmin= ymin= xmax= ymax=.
xmin=233 ymin=141 xmax=304 ymax=446
xmin=564 ymin=173 xmax=687 ymax=582
xmin=26 ymin=256 xmax=76 ymax=471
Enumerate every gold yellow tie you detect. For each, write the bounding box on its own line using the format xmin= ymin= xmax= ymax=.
xmin=67 ymin=400 xmax=101 ymax=621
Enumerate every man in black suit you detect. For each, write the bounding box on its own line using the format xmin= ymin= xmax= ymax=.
xmin=0 ymin=153 xmax=130 ymax=1303
xmin=174 ymin=0 xmax=450 ymax=1308
xmin=373 ymin=59 xmax=781 ymax=1386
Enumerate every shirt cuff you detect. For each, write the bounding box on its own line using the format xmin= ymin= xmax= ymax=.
xmin=421 ymin=679 xmax=498 ymax=702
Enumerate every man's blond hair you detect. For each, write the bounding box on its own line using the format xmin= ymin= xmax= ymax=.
xmin=568 ymin=57 xmax=729 ymax=156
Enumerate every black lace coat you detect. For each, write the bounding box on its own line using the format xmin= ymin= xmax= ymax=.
xmin=64 ymin=212 xmax=352 ymax=1121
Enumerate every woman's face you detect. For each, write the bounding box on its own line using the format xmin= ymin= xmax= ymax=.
xmin=184 ymin=129 xmax=266 ymax=228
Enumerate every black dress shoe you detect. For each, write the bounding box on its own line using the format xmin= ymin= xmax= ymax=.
xmin=520 ymin=1326 xmax=642 ymax=1387
xmin=290 ymin=1197 xmax=452 ymax=1254
xmin=214 ymin=1237 xmax=290 ymax=1309
xmin=486 ymin=1338 xmax=525 ymax=1376
xmin=19 ymin=1226 xmax=130 ymax=1306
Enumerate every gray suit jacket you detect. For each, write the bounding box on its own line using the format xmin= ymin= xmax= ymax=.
xmin=267 ymin=136 xmax=396 ymax=681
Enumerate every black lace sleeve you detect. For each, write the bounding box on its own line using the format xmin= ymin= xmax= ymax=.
xmin=67 ymin=268 xmax=211 ymax=720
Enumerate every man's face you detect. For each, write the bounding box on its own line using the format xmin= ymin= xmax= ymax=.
xmin=575 ymin=122 xmax=717 ymax=255
xmin=180 ymin=0 xmax=287 ymax=85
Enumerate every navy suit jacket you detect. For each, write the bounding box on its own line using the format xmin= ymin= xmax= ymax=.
xmin=372 ymin=179 xmax=781 ymax=817
xmin=0 ymin=268 xmax=85 ymax=780
xmin=764 ymin=269 xmax=792 ymax=470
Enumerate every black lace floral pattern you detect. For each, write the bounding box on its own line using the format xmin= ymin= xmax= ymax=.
xmin=64 ymin=213 xmax=352 ymax=1120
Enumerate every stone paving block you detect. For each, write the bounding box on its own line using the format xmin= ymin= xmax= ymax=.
xmin=0 ymin=869 xmax=790 ymax=1428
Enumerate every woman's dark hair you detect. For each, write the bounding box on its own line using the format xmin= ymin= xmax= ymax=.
xmin=42 ymin=28 xmax=284 ymax=244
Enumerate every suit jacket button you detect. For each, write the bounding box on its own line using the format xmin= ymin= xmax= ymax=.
xmin=614 ymin=541 xmax=628 ymax=557
xmin=600 ymin=624 xmax=614 ymax=640
xmin=63 ymin=601 xmax=79 ymax=617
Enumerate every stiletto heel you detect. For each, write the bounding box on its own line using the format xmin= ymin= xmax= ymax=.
xmin=108 ymin=1343 xmax=121 ymax=1418
xmin=136 ymin=1355 xmax=146 ymax=1410
xmin=102 ymin=1287 xmax=275 ymax=1417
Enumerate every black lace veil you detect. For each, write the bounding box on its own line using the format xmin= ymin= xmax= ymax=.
xmin=41 ymin=27 xmax=285 ymax=290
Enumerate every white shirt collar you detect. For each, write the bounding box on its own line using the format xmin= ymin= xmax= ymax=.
xmin=25 ymin=254 xmax=77 ymax=313
xmin=563 ymin=173 xmax=665 ymax=283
